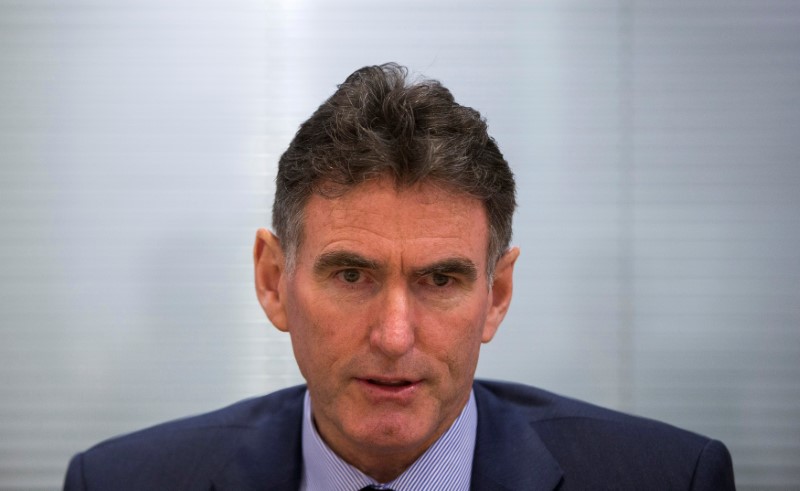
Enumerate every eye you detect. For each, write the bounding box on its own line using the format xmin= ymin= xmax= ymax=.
xmin=337 ymin=268 xmax=363 ymax=284
xmin=430 ymin=273 xmax=453 ymax=287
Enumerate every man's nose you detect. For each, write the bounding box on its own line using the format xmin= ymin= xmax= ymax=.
xmin=370 ymin=285 xmax=415 ymax=358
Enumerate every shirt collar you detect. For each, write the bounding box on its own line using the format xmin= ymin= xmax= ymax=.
xmin=300 ymin=389 xmax=477 ymax=491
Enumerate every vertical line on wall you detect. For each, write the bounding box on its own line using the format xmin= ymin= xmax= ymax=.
xmin=617 ymin=0 xmax=635 ymax=413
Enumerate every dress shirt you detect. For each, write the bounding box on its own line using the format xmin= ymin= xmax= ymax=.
xmin=300 ymin=390 xmax=477 ymax=491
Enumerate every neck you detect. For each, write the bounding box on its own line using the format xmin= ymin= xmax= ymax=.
xmin=302 ymin=390 xmax=478 ymax=488
xmin=313 ymin=420 xmax=445 ymax=483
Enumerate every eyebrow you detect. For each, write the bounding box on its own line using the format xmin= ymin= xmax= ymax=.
xmin=413 ymin=258 xmax=478 ymax=282
xmin=313 ymin=251 xmax=381 ymax=275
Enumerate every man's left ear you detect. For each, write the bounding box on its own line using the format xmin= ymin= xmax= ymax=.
xmin=482 ymin=246 xmax=520 ymax=343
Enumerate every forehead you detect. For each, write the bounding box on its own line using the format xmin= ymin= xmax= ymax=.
xmin=298 ymin=178 xmax=489 ymax=264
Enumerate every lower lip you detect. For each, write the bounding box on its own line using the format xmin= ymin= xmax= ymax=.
xmin=356 ymin=379 xmax=420 ymax=403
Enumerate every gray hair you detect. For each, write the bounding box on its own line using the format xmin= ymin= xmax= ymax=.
xmin=272 ymin=63 xmax=516 ymax=277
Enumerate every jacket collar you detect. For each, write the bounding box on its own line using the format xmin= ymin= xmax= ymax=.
xmin=209 ymin=382 xmax=564 ymax=491
xmin=471 ymin=381 xmax=564 ymax=491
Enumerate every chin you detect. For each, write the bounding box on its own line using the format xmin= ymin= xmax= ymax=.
xmin=347 ymin=413 xmax=438 ymax=454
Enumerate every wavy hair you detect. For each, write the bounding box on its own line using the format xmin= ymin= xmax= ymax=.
xmin=272 ymin=63 xmax=516 ymax=277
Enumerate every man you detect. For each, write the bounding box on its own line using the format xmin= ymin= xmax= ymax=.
xmin=64 ymin=63 xmax=735 ymax=490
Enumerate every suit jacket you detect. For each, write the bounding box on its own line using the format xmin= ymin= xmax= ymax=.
xmin=64 ymin=380 xmax=735 ymax=490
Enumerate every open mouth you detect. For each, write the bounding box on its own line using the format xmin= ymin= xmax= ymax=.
xmin=366 ymin=378 xmax=413 ymax=387
xmin=358 ymin=377 xmax=420 ymax=402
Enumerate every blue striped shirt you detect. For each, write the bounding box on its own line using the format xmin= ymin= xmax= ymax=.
xmin=299 ymin=390 xmax=477 ymax=491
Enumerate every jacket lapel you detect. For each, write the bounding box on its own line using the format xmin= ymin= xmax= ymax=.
xmin=210 ymin=388 xmax=305 ymax=491
xmin=471 ymin=382 xmax=563 ymax=491
xmin=209 ymin=383 xmax=563 ymax=490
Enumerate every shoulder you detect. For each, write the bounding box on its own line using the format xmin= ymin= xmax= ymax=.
xmin=472 ymin=380 xmax=735 ymax=489
xmin=64 ymin=385 xmax=306 ymax=490
xmin=81 ymin=385 xmax=306 ymax=455
xmin=474 ymin=378 xmax=709 ymax=439
xmin=474 ymin=378 xmax=677 ymax=424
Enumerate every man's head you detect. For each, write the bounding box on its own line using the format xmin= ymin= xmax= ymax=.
xmin=254 ymin=63 xmax=519 ymax=481
xmin=271 ymin=63 xmax=515 ymax=278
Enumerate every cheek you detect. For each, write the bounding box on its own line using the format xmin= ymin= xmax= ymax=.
xmin=284 ymin=291 xmax=327 ymax=377
xmin=285 ymin=287 xmax=359 ymax=371
xmin=422 ymin=308 xmax=487 ymax=369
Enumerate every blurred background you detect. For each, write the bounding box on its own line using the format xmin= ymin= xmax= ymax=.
xmin=1 ymin=0 xmax=799 ymax=489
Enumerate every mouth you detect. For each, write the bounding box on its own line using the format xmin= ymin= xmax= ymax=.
xmin=357 ymin=377 xmax=421 ymax=400
xmin=365 ymin=378 xmax=415 ymax=388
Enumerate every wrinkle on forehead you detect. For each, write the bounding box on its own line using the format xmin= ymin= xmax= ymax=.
xmin=293 ymin=176 xmax=486 ymax=260
xmin=326 ymin=178 xmax=480 ymax=223
xmin=326 ymin=202 xmax=480 ymax=248
xmin=298 ymin=177 xmax=489 ymax=275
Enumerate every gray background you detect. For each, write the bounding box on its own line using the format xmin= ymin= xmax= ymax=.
xmin=1 ymin=0 xmax=799 ymax=489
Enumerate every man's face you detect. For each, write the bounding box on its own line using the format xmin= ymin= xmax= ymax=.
xmin=255 ymin=177 xmax=517 ymax=472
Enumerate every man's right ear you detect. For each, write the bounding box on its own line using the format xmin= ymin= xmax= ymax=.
xmin=253 ymin=229 xmax=289 ymax=332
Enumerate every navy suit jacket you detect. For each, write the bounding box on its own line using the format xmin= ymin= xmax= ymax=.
xmin=64 ymin=380 xmax=735 ymax=490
